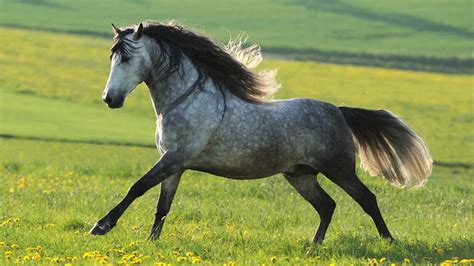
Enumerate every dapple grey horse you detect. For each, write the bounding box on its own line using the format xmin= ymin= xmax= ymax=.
xmin=90 ymin=21 xmax=432 ymax=243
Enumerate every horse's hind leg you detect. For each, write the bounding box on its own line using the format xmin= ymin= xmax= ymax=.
xmin=284 ymin=174 xmax=336 ymax=244
xmin=322 ymin=156 xmax=395 ymax=241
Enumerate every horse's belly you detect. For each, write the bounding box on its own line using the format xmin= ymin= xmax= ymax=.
xmin=189 ymin=148 xmax=291 ymax=179
xmin=189 ymin=164 xmax=282 ymax=179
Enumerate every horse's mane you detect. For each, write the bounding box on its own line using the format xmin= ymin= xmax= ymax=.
xmin=111 ymin=21 xmax=279 ymax=103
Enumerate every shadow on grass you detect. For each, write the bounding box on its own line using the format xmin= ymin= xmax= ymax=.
xmin=301 ymin=234 xmax=473 ymax=262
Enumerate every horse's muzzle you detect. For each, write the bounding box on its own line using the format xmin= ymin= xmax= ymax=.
xmin=103 ymin=95 xmax=124 ymax=109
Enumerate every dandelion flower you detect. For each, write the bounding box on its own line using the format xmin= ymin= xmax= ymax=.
xmin=45 ymin=223 xmax=55 ymax=229
xmin=131 ymin=258 xmax=143 ymax=264
xmin=17 ymin=178 xmax=26 ymax=189
xmin=192 ymin=256 xmax=202 ymax=263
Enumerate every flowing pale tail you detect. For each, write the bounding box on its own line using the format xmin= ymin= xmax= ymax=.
xmin=339 ymin=107 xmax=433 ymax=187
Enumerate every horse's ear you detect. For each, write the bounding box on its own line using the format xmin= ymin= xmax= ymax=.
xmin=134 ymin=23 xmax=144 ymax=39
xmin=111 ymin=23 xmax=121 ymax=35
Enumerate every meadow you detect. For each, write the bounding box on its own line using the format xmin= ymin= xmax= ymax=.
xmin=0 ymin=26 xmax=473 ymax=265
xmin=1 ymin=0 xmax=473 ymax=72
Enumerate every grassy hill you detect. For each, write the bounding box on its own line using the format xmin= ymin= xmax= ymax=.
xmin=1 ymin=0 xmax=473 ymax=72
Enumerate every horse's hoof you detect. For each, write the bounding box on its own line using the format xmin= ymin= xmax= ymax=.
xmin=89 ymin=222 xmax=111 ymax=235
xmin=147 ymin=227 xmax=162 ymax=241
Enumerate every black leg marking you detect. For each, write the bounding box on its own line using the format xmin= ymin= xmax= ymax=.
xmin=285 ymin=174 xmax=336 ymax=244
xmin=90 ymin=153 xmax=182 ymax=235
xmin=148 ymin=172 xmax=182 ymax=240
xmin=323 ymin=168 xmax=395 ymax=241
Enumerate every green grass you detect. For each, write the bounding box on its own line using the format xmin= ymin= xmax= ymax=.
xmin=0 ymin=28 xmax=473 ymax=264
xmin=1 ymin=0 xmax=473 ymax=60
xmin=0 ymin=139 xmax=472 ymax=264
xmin=0 ymin=90 xmax=155 ymax=147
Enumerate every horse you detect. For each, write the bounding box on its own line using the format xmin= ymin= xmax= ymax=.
xmin=90 ymin=21 xmax=432 ymax=244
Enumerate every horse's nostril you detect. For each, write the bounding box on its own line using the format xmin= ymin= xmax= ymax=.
xmin=103 ymin=95 xmax=112 ymax=104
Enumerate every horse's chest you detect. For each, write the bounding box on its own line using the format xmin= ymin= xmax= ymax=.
xmin=155 ymin=127 xmax=179 ymax=153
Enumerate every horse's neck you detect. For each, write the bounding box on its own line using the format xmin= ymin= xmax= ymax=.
xmin=145 ymin=56 xmax=205 ymax=116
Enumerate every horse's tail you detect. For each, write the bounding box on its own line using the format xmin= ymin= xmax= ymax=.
xmin=339 ymin=106 xmax=432 ymax=187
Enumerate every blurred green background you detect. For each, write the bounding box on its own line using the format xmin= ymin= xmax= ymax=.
xmin=1 ymin=0 xmax=473 ymax=71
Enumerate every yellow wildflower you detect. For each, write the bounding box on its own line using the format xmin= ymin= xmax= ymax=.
xmin=186 ymin=251 xmax=194 ymax=257
xmin=83 ymin=251 xmax=95 ymax=259
xmin=30 ymin=254 xmax=41 ymax=261
xmin=403 ymin=258 xmax=410 ymax=264
xmin=131 ymin=257 xmax=143 ymax=264
xmin=270 ymin=256 xmax=277 ymax=263
xmin=4 ymin=251 xmax=13 ymax=258
xmin=177 ymin=256 xmax=187 ymax=262
xmin=379 ymin=257 xmax=387 ymax=263
xmin=97 ymin=257 xmax=109 ymax=264
xmin=192 ymin=256 xmax=202 ymax=263
xmin=0 ymin=241 xmax=5 ymax=248
xmin=10 ymin=243 xmax=19 ymax=249
xmin=17 ymin=178 xmax=26 ymax=189
xmin=45 ymin=223 xmax=55 ymax=229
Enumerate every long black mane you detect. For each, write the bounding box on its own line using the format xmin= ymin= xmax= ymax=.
xmin=111 ymin=21 xmax=273 ymax=103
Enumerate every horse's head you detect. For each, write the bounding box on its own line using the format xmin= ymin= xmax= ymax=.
xmin=103 ymin=23 xmax=151 ymax=108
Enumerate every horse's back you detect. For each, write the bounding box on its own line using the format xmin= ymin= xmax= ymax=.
xmin=269 ymin=98 xmax=354 ymax=163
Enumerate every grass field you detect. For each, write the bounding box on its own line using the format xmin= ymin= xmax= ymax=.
xmin=1 ymin=0 xmax=473 ymax=72
xmin=0 ymin=26 xmax=473 ymax=264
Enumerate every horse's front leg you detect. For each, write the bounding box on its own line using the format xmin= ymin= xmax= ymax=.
xmin=90 ymin=152 xmax=182 ymax=235
xmin=148 ymin=172 xmax=182 ymax=240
